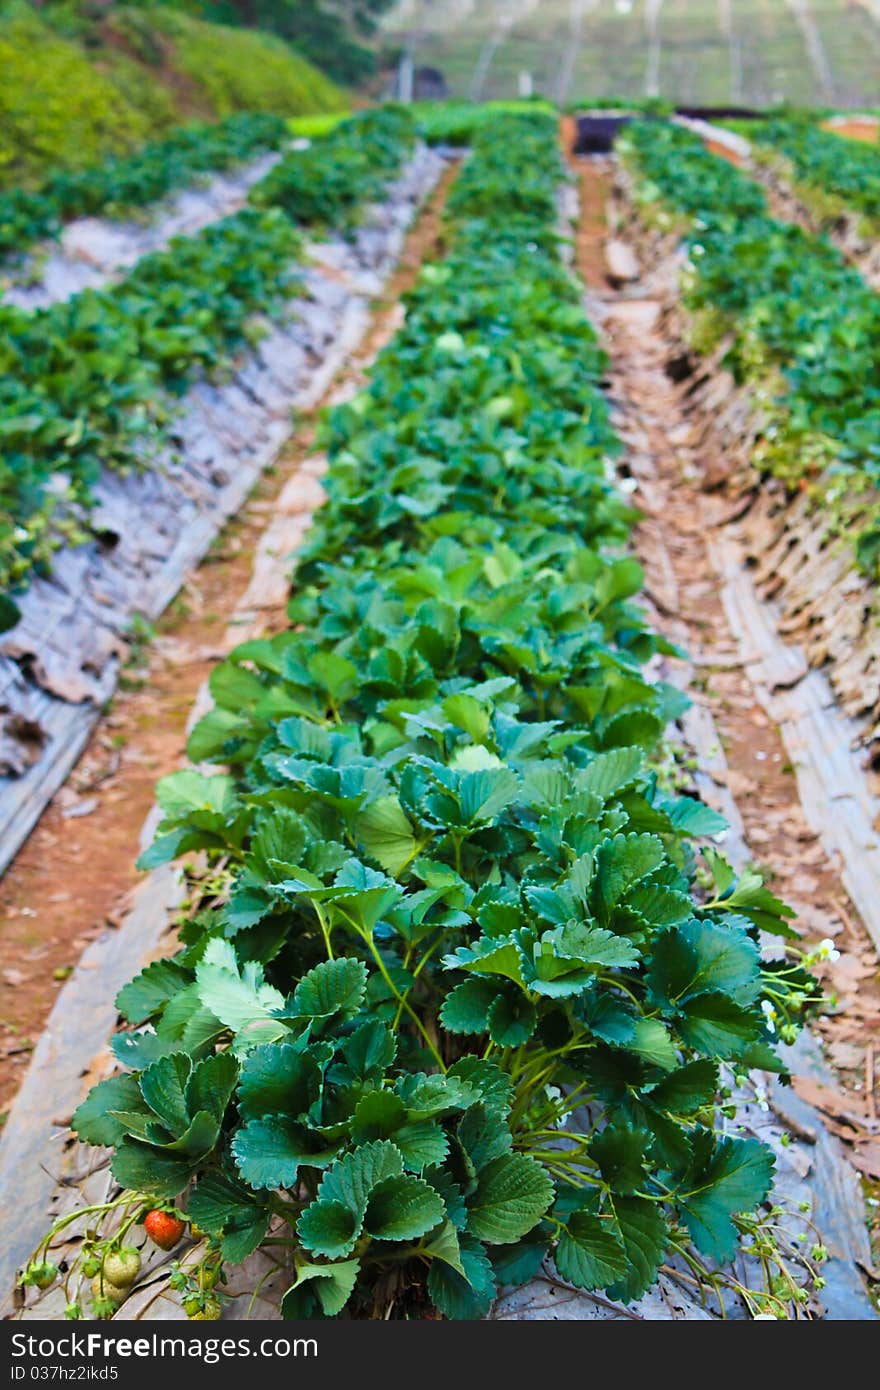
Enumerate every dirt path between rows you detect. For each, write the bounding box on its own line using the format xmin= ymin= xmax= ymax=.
xmin=564 ymin=145 xmax=880 ymax=1280
xmin=822 ymin=118 xmax=880 ymax=144
xmin=0 ymin=165 xmax=456 ymax=1119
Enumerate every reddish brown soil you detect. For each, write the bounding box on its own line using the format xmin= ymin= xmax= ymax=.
xmin=0 ymin=169 xmax=454 ymax=1118
xmin=703 ymin=137 xmax=745 ymax=166
xmin=821 ymin=118 xmax=880 ymax=144
xmin=561 ymin=115 xmax=610 ymax=286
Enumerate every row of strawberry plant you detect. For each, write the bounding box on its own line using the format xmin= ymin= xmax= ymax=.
xmin=25 ymin=110 xmax=821 ymax=1323
xmin=0 ymin=106 xmax=416 ymax=626
xmin=620 ymin=119 xmax=880 ymax=573
xmin=754 ymin=117 xmax=880 ymax=227
xmin=250 ymin=105 xmax=415 ymax=230
xmin=0 ymin=111 xmax=290 ymax=267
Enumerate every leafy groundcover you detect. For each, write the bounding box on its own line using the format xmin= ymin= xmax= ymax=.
xmin=28 ymin=111 xmax=818 ymax=1322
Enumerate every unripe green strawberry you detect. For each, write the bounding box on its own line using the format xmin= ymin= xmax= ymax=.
xmin=187 ymin=1295 xmax=222 ymax=1320
xmin=92 ymin=1275 xmax=129 ymax=1307
xmin=22 ymin=1261 xmax=57 ymax=1290
xmin=102 ymin=1248 xmax=140 ymax=1288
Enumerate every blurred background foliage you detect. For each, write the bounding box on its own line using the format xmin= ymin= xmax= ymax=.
xmin=0 ymin=0 xmax=374 ymax=187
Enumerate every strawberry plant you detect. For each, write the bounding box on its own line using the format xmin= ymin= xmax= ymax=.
xmin=0 ymin=111 xmax=289 ymax=265
xmin=620 ymin=120 xmax=880 ymax=573
xmin=250 ymin=106 xmax=415 ymax=229
xmin=26 ymin=112 xmax=821 ymax=1322
xmin=756 ymin=117 xmax=880 ymax=227
xmin=0 ymin=106 xmax=416 ymax=621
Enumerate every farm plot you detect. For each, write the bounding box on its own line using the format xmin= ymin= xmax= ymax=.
xmin=745 ymin=118 xmax=880 ymax=289
xmin=0 ymin=108 xmax=442 ymax=874
xmin=564 ymin=142 xmax=880 ymax=1314
xmin=4 ymin=110 xmax=859 ymax=1327
xmin=0 ymin=112 xmax=293 ymax=280
xmin=613 ymin=120 xmax=880 ymax=768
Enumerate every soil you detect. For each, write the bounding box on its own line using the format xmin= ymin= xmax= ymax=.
xmin=821 ymin=118 xmax=880 ymax=144
xmin=564 ymin=146 xmax=880 ymax=1269
xmin=0 ymin=166 xmax=455 ymax=1119
xmin=561 ymin=116 xmax=610 ymax=285
xmin=703 ymin=137 xmax=745 ymax=166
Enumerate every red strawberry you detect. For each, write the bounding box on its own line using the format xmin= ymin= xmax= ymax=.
xmin=144 ymin=1210 xmax=185 ymax=1251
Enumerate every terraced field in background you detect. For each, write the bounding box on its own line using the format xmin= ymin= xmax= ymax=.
xmin=383 ymin=0 xmax=880 ymax=107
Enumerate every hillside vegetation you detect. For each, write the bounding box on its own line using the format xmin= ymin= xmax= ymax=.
xmin=0 ymin=3 xmax=343 ymax=189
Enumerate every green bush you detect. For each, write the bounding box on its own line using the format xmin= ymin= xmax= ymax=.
xmin=0 ymin=7 xmax=148 ymax=189
xmin=0 ymin=3 xmax=345 ymax=189
xmin=99 ymin=50 xmax=180 ymax=134
xmin=148 ymin=9 xmax=344 ymax=118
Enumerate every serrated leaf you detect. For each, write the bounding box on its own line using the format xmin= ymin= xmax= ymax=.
xmin=448 ymin=1057 xmax=513 ymax=1114
xmin=232 ymin=1117 xmax=338 ymax=1190
xmin=490 ymin=1230 xmax=550 ymax=1287
xmin=676 ymin=992 xmax=763 ymax=1057
xmin=139 ymin=1053 xmax=192 ymax=1135
xmin=665 ymin=796 xmax=728 ymax=838
xmin=487 ymin=989 xmax=536 ymax=1045
xmin=647 ymin=1060 xmax=719 ymax=1114
xmin=715 ymin=866 xmax=797 ymax=939
xmin=442 ymin=693 xmax=491 ymax=744
xmin=425 ymin=1220 xmax=466 ymax=1277
xmin=678 ymin=1134 xmax=775 ymax=1262
xmin=153 ymin=1109 xmax=219 ymax=1160
xmin=338 ymin=1018 xmax=397 ymax=1081
xmin=116 ymin=960 xmax=190 ymax=1025
xmin=595 ymin=556 xmax=643 ymax=608
xmin=427 ymin=1236 xmax=496 ymax=1320
xmin=110 ymin=1138 xmax=194 ymax=1199
xmin=290 ymin=958 xmax=368 ymax=1022
xmin=647 ymin=918 xmax=760 ymax=1013
xmin=548 ymin=921 xmax=641 ymax=970
xmin=555 ymin=1211 xmax=627 ymax=1290
xmin=237 ymin=1043 xmax=322 ymax=1121
xmin=590 ymin=1124 xmax=652 ymax=1196
xmin=351 ymin=1090 xmax=407 ymax=1141
xmin=605 ymin=1197 xmax=669 ymax=1304
xmin=439 ymin=978 xmax=496 ymax=1034
xmin=283 ymin=1259 xmax=360 ymax=1318
xmin=467 ymin=1153 xmax=553 ymax=1244
xmin=318 ymin=1139 xmax=405 ymax=1214
xmin=394 ymin=1121 xmax=449 ymax=1172
xmin=580 ymin=747 xmax=643 ymax=799
xmin=357 ymin=796 xmax=421 ymax=876
xmin=297 ymin=1199 xmax=362 ymax=1259
xmin=626 ymin=1017 xmax=678 ymax=1071
xmin=457 ymin=1104 xmax=512 ymax=1173
xmin=188 ymin=1172 xmax=269 ymax=1264
xmin=363 ymin=1174 xmax=445 ymax=1241
xmin=154 ymin=769 xmax=238 ymax=820
xmin=195 ymin=940 xmax=286 ymax=1048
xmin=186 ymin=1052 xmax=238 ymax=1124
xmin=459 ymin=768 xmax=520 ymax=824
xmin=72 ymin=1074 xmax=146 ymax=1147
xmin=396 ymin=1072 xmax=478 ymax=1120
xmin=443 ymin=936 xmax=524 ymax=987
xmin=593 ymin=833 xmax=665 ymax=919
